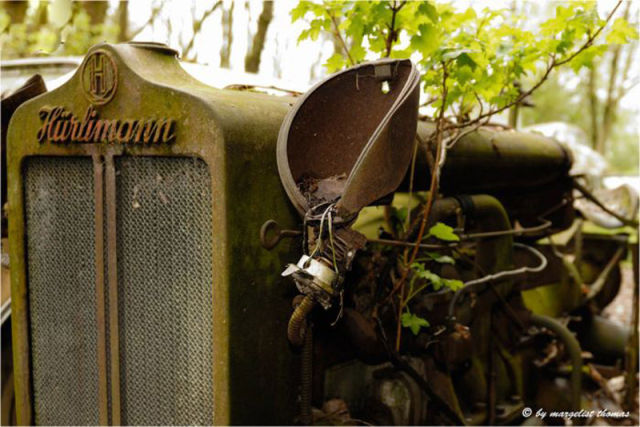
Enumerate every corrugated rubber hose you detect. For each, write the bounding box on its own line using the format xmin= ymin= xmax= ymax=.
xmin=288 ymin=295 xmax=315 ymax=424
xmin=300 ymin=325 xmax=313 ymax=425
xmin=288 ymin=295 xmax=315 ymax=346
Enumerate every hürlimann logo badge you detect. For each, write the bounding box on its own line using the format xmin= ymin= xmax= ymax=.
xmin=81 ymin=49 xmax=117 ymax=105
xmin=37 ymin=48 xmax=177 ymax=145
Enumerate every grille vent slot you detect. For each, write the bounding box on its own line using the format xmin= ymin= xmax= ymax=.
xmin=24 ymin=156 xmax=214 ymax=425
xmin=115 ymin=157 xmax=214 ymax=425
xmin=25 ymin=157 xmax=100 ymax=425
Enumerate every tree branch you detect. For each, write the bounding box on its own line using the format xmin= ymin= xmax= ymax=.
xmin=183 ymin=0 xmax=223 ymax=61
xmin=444 ymin=0 xmax=623 ymax=131
xmin=384 ymin=0 xmax=406 ymax=58
xmin=244 ymin=0 xmax=274 ymax=72
xmin=394 ymin=61 xmax=449 ymax=351
xmin=615 ymin=13 xmax=637 ymax=103
xmin=587 ymin=64 xmax=600 ymax=149
xmin=328 ymin=10 xmax=355 ymax=65
xmin=129 ymin=2 xmax=163 ymax=40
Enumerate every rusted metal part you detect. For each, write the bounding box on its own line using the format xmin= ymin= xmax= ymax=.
xmin=368 ymin=364 xmax=426 ymax=425
xmin=259 ymin=219 xmax=301 ymax=250
xmin=401 ymin=121 xmax=576 ymax=235
xmin=624 ymin=241 xmax=639 ymax=411
xmin=435 ymin=323 xmax=472 ymax=370
xmin=3 ymin=74 xmax=49 ymax=426
xmin=277 ymin=61 xmax=420 ymax=365
xmin=223 ymin=83 xmax=303 ymax=97
xmin=127 ymin=41 xmax=179 ymax=57
xmin=283 ymin=256 xmax=338 ymax=309
xmin=440 ymin=195 xmax=515 ymax=322
xmin=377 ymin=217 xmax=552 ymax=248
xmin=277 ymin=58 xmax=420 ymax=219
xmin=9 ymin=42 xmax=302 ymax=424
xmin=574 ymin=180 xmax=639 ymax=228
xmin=487 ymin=321 xmax=496 ymax=425
xmin=1 ymin=74 xmax=47 ymax=238
xmin=518 ymin=232 xmax=625 ymax=317
xmin=300 ymin=325 xmax=313 ymax=425
xmin=91 ymin=153 xmax=109 ymax=425
xmin=379 ymin=336 xmax=466 ymax=424
xmin=497 ymin=179 xmax=575 ymax=235
xmin=37 ymin=105 xmax=176 ymax=145
xmin=281 ymin=208 xmax=366 ymax=313
xmin=529 ymin=313 xmax=582 ymax=411
xmin=339 ymin=308 xmax=387 ymax=365
xmin=367 ymin=237 xmax=456 ymax=250
xmin=81 ymin=50 xmax=118 ymax=105
xmin=576 ymin=314 xmax=630 ymax=363
xmin=104 ymin=152 xmax=121 ymax=425
xmin=585 ymin=244 xmax=626 ymax=300
xmin=409 ymin=120 xmax=573 ymax=193
xmin=297 ymin=174 xmax=347 ymax=209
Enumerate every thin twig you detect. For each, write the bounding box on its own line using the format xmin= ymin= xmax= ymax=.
xmin=405 ymin=135 xmax=421 ymax=232
xmin=394 ymin=61 xmax=449 ymax=351
xmin=182 ymin=0 xmax=223 ymax=60
xmin=444 ymin=0 xmax=623 ymax=131
xmin=328 ymin=11 xmax=355 ymax=65
xmin=445 ymin=115 xmax=491 ymax=149
xmin=574 ymin=181 xmax=639 ymax=227
xmin=384 ymin=1 xmax=406 ymax=58
xmin=129 ymin=2 xmax=163 ymax=40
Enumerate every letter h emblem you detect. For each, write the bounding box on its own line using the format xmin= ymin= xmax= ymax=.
xmin=89 ymin=53 xmax=106 ymax=96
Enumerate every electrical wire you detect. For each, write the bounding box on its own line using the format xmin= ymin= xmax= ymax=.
xmin=447 ymin=242 xmax=548 ymax=319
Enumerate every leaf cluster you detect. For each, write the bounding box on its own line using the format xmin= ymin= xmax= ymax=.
xmin=292 ymin=1 xmax=638 ymax=121
xmin=396 ymin=222 xmax=463 ymax=335
xmin=1 ymin=0 xmax=119 ymax=59
xmin=291 ymin=0 xmax=638 ymax=345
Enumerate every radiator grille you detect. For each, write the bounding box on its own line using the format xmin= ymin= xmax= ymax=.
xmin=24 ymin=157 xmax=100 ymax=425
xmin=116 ymin=157 xmax=214 ymax=425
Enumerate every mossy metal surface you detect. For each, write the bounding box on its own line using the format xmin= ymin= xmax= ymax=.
xmin=7 ymin=42 xmax=298 ymax=425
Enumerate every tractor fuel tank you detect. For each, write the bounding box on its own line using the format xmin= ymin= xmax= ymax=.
xmin=400 ymin=120 xmax=575 ymax=232
xmin=405 ymin=120 xmax=573 ymax=194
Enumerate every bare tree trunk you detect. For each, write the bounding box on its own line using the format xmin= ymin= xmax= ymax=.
xmin=182 ymin=1 xmax=223 ymax=61
xmin=309 ymin=48 xmax=323 ymax=82
xmin=598 ymin=49 xmax=620 ymax=154
xmin=117 ymin=1 xmax=129 ymax=42
xmin=508 ymin=103 xmax=519 ymax=128
xmin=82 ymin=1 xmax=109 ymax=25
xmin=32 ymin=1 xmax=48 ymax=28
xmin=272 ymin=36 xmax=283 ymax=78
xmin=588 ymin=65 xmax=600 ymax=149
xmin=597 ymin=2 xmax=631 ymax=154
xmin=244 ymin=0 xmax=273 ymax=73
xmin=129 ymin=1 xmax=163 ymax=41
xmin=3 ymin=1 xmax=28 ymax=24
xmin=220 ymin=1 xmax=234 ymax=68
xmin=244 ymin=1 xmax=252 ymax=53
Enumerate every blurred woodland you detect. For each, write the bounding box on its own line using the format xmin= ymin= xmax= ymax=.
xmin=518 ymin=1 xmax=639 ymax=175
xmin=0 ymin=0 xmax=638 ymax=174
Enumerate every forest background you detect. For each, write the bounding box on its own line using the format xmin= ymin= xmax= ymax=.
xmin=1 ymin=0 xmax=638 ymax=175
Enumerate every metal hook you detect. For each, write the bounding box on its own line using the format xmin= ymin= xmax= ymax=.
xmin=259 ymin=219 xmax=302 ymax=250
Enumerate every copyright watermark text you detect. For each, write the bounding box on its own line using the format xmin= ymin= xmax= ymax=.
xmin=522 ymin=407 xmax=630 ymax=420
